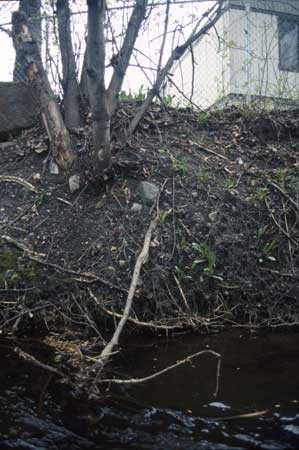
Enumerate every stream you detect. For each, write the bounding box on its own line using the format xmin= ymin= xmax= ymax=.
xmin=0 ymin=331 xmax=299 ymax=449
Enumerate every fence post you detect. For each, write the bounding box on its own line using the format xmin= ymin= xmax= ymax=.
xmin=245 ymin=0 xmax=251 ymax=104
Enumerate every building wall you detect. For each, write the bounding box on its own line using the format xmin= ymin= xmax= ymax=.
xmin=228 ymin=0 xmax=299 ymax=17
xmin=167 ymin=14 xmax=231 ymax=109
xmin=228 ymin=6 xmax=299 ymax=104
xmin=168 ymin=1 xmax=299 ymax=109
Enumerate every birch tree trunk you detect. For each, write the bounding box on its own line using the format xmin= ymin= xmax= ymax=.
xmin=107 ymin=0 xmax=148 ymax=115
xmin=12 ymin=11 xmax=76 ymax=171
xmin=86 ymin=0 xmax=111 ymax=173
xmin=56 ymin=0 xmax=81 ymax=129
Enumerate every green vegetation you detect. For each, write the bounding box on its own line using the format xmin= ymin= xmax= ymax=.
xmin=0 ymin=246 xmax=40 ymax=286
xmin=255 ymin=186 xmax=270 ymax=202
xmin=276 ymin=167 xmax=287 ymax=191
xmin=224 ymin=177 xmax=235 ymax=192
xmin=191 ymin=242 xmax=216 ymax=276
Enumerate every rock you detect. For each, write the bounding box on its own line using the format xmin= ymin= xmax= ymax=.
xmin=130 ymin=202 xmax=142 ymax=213
xmin=208 ymin=211 xmax=218 ymax=222
xmin=49 ymin=160 xmax=59 ymax=175
xmin=139 ymin=181 xmax=159 ymax=205
xmin=32 ymin=172 xmax=41 ymax=182
xmin=69 ymin=175 xmax=80 ymax=193
xmin=0 ymin=82 xmax=40 ymax=135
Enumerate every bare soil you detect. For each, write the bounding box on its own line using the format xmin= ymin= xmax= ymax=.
xmin=1 ymin=102 xmax=299 ymax=337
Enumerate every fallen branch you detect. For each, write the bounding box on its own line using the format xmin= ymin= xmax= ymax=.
xmin=209 ymin=409 xmax=269 ymax=421
xmin=97 ymin=213 xmax=160 ymax=366
xmin=89 ymin=289 xmax=182 ymax=330
xmin=14 ymin=346 xmax=66 ymax=378
xmin=101 ymin=348 xmax=221 ymax=397
xmin=190 ymin=141 xmax=230 ymax=161
xmin=1 ymin=234 xmax=46 ymax=258
xmin=0 ymin=175 xmax=39 ymax=193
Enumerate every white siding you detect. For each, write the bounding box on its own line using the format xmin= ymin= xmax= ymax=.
xmin=228 ymin=7 xmax=299 ymax=102
xmin=228 ymin=0 xmax=299 ymax=17
xmin=168 ymin=2 xmax=299 ymax=108
xmin=168 ymin=13 xmax=231 ymax=109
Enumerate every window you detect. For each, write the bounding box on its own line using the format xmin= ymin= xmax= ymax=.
xmin=278 ymin=16 xmax=299 ymax=72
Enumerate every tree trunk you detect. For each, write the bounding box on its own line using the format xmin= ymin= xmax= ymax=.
xmin=12 ymin=11 xmax=76 ymax=171
xmin=14 ymin=0 xmax=41 ymax=83
xmin=80 ymin=47 xmax=89 ymax=106
xmin=107 ymin=0 xmax=148 ymax=115
xmin=56 ymin=0 xmax=81 ymax=129
xmin=86 ymin=0 xmax=111 ymax=173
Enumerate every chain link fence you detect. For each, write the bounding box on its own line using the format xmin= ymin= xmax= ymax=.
xmin=167 ymin=0 xmax=299 ymax=110
xmin=1 ymin=1 xmax=299 ymax=110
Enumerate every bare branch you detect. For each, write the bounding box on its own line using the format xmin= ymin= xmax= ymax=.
xmin=107 ymin=0 xmax=148 ymax=115
xmin=101 ymin=348 xmax=221 ymax=399
xmin=97 ymin=213 xmax=160 ymax=366
xmin=157 ymin=0 xmax=171 ymax=74
xmin=128 ymin=0 xmax=224 ymax=135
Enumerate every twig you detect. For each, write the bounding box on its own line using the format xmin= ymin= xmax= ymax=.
xmin=1 ymin=234 xmax=46 ymax=258
xmin=0 ymin=175 xmax=39 ymax=193
xmin=98 ymin=213 xmax=160 ymax=366
xmin=167 ymin=76 xmax=202 ymax=111
xmin=14 ymin=346 xmax=66 ymax=378
xmin=190 ymin=140 xmax=230 ymax=161
xmin=101 ymin=349 xmax=221 ymax=397
xmin=89 ymin=289 xmax=182 ymax=330
xmin=269 ymin=181 xmax=298 ymax=210
xmin=0 ymin=303 xmax=54 ymax=330
xmin=170 ymin=176 xmax=177 ymax=259
xmin=174 ymin=274 xmax=191 ymax=312
xmin=283 ymin=200 xmax=295 ymax=273
xmin=1 ymin=234 xmax=127 ymax=294
xmin=265 ymin=199 xmax=298 ymax=246
xmin=209 ymin=409 xmax=269 ymax=421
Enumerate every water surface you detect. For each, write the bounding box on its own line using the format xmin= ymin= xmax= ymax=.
xmin=0 ymin=331 xmax=298 ymax=449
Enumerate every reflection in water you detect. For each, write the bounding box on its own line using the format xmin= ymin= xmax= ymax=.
xmin=0 ymin=332 xmax=299 ymax=449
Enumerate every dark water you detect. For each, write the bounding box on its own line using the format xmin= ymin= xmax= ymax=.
xmin=0 ymin=331 xmax=299 ymax=449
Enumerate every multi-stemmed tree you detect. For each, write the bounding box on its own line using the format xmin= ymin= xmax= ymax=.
xmin=11 ymin=0 xmax=224 ymax=174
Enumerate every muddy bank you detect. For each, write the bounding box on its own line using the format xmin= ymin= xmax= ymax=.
xmin=1 ymin=104 xmax=299 ymax=337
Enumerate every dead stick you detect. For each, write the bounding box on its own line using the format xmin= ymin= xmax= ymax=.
xmin=174 ymin=274 xmax=191 ymax=312
xmin=0 ymin=175 xmax=39 ymax=193
xmin=89 ymin=289 xmax=182 ymax=330
xmin=14 ymin=346 xmax=66 ymax=378
xmin=209 ymin=409 xmax=269 ymax=421
xmin=190 ymin=141 xmax=229 ymax=161
xmin=265 ymin=199 xmax=298 ymax=246
xmin=0 ymin=303 xmax=54 ymax=330
xmin=269 ymin=181 xmax=298 ymax=210
xmin=101 ymin=349 xmax=221 ymax=397
xmin=98 ymin=214 xmax=160 ymax=365
xmin=1 ymin=234 xmax=127 ymax=294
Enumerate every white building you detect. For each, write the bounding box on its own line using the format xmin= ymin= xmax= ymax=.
xmin=167 ymin=0 xmax=299 ymax=109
